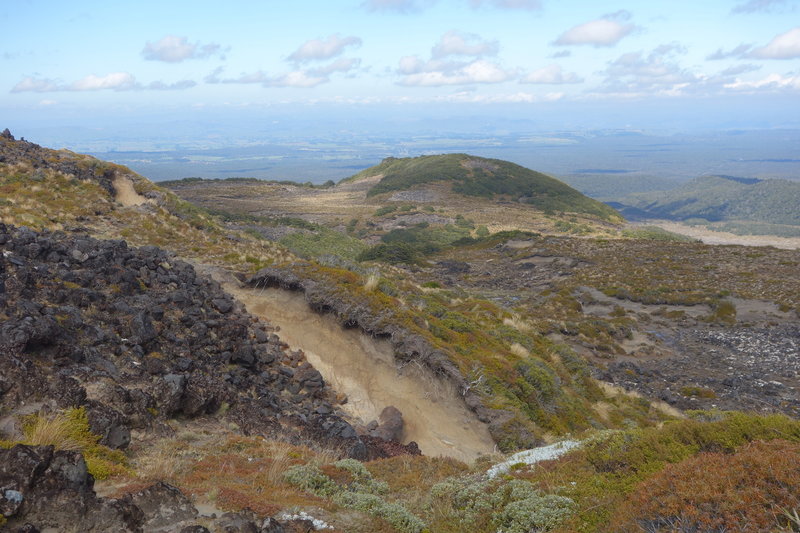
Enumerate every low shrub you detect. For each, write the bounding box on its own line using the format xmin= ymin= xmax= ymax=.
xmin=610 ymin=439 xmax=800 ymax=532
xmin=285 ymin=458 xmax=425 ymax=533
xmin=430 ymin=476 xmax=574 ymax=533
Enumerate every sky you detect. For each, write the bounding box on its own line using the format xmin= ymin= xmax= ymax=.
xmin=2 ymin=0 xmax=800 ymax=139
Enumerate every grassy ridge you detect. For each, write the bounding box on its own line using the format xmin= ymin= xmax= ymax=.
xmin=346 ymin=154 xmax=621 ymax=222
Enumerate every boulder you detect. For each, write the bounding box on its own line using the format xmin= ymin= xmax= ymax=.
xmin=125 ymin=482 xmax=198 ymax=532
xmin=370 ymin=405 xmax=404 ymax=442
xmin=212 ymin=511 xmax=261 ymax=533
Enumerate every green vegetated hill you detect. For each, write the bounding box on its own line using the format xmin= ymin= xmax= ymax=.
xmin=615 ymin=174 xmax=800 ymax=228
xmin=345 ymin=153 xmax=622 ymax=222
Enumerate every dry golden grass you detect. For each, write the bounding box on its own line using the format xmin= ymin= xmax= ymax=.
xmin=363 ymin=272 xmax=380 ymax=292
xmin=509 ymin=342 xmax=531 ymax=358
xmin=595 ymin=380 xmax=685 ymax=419
xmin=134 ymin=444 xmax=183 ymax=483
xmin=503 ymin=314 xmax=533 ymax=333
xmin=23 ymin=413 xmax=82 ymax=451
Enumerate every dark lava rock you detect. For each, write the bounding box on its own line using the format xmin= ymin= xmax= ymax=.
xmin=125 ymin=482 xmax=198 ymax=532
xmin=260 ymin=517 xmax=287 ymax=533
xmin=86 ymin=402 xmax=131 ymax=449
xmin=0 ymin=444 xmax=144 ymax=531
xmin=361 ymin=435 xmax=422 ymax=461
xmin=212 ymin=511 xmax=261 ymax=533
xmin=211 ymin=297 xmax=234 ymax=314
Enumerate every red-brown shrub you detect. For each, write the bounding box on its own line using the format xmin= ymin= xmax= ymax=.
xmin=611 ymin=439 xmax=800 ymax=532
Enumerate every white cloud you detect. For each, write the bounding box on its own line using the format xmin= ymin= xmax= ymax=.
xmin=308 ymin=57 xmax=361 ymax=76
xmin=554 ymin=11 xmax=636 ymax=47
xmin=142 ymin=35 xmax=221 ymax=63
xmin=11 ymin=76 xmax=60 ymax=93
xmin=397 ymin=32 xmax=512 ymax=86
xmin=724 ymin=72 xmax=800 ymax=90
xmin=69 ymin=72 xmax=137 ymax=91
xmin=598 ymin=43 xmax=698 ymax=94
xmin=718 ymin=64 xmax=762 ymax=76
xmin=398 ymin=58 xmax=514 ymax=86
xmin=206 ymin=57 xmax=359 ymax=89
xmin=147 ymin=80 xmax=197 ymax=91
xmin=469 ymin=0 xmax=541 ymax=10
xmin=264 ymin=71 xmax=328 ymax=88
xmin=398 ymin=55 xmax=426 ymax=75
xmin=432 ymin=30 xmax=499 ymax=58
xmin=522 ymin=64 xmax=583 ymax=84
xmin=550 ymin=50 xmax=572 ymax=58
xmin=362 ymin=0 xmax=428 ymax=13
xmin=732 ymin=0 xmax=790 ymax=13
xmin=749 ymin=27 xmax=800 ymax=59
xmin=706 ymin=43 xmax=753 ymax=60
xmin=11 ymin=73 xmax=196 ymax=93
xmin=288 ymin=34 xmax=362 ymax=62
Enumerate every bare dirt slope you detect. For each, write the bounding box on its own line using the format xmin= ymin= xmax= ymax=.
xmin=640 ymin=220 xmax=800 ymax=250
xmin=225 ymin=284 xmax=497 ymax=462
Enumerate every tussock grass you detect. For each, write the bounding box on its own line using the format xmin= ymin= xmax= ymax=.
xmin=363 ymin=271 xmax=380 ymax=292
xmin=23 ymin=412 xmax=83 ymax=451
xmin=19 ymin=408 xmax=130 ymax=480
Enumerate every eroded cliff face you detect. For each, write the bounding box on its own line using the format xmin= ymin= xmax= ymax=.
xmin=225 ymin=285 xmax=496 ymax=462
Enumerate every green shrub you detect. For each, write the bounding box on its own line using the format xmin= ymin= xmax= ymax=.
xmin=430 ymin=476 xmax=574 ymax=532
xmin=286 ymin=459 xmax=425 ymax=532
xmin=706 ymin=300 xmax=737 ymax=324
xmin=283 ymin=464 xmax=339 ymax=497
xmin=374 ymin=205 xmax=397 ymax=216
xmin=279 ymin=228 xmax=367 ymax=260
xmin=335 ymin=492 xmax=425 ymax=533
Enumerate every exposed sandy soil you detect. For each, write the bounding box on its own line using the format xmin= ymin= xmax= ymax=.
xmin=224 ymin=285 xmax=497 ymax=462
xmin=112 ymin=176 xmax=149 ymax=207
xmin=641 ymin=220 xmax=800 ymax=250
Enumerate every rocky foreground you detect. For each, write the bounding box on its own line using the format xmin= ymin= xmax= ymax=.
xmin=0 ymin=223 xmax=414 ymax=531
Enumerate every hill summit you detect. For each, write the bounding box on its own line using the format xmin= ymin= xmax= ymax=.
xmin=345 ymin=153 xmax=621 ymax=222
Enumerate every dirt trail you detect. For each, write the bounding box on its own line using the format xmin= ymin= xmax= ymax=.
xmin=225 ymin=285 xmax=496 ymax=462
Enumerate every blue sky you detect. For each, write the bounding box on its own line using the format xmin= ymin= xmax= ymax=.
xmin=2 ymin=0 xmax=799 ymax=135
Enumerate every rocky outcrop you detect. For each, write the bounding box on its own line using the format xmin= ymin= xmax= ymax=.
xmin=0 ymin=224 xmax=366 ymax=457
xmin=0 ymin=131 xmax=117 ymax=195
